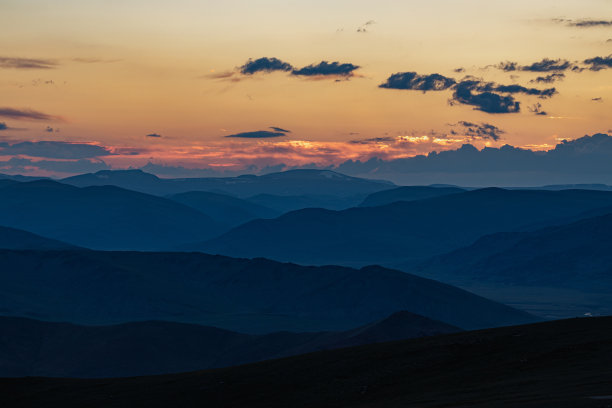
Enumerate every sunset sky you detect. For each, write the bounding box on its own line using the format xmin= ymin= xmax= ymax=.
xmin=1 ymin=0 xmax=611 ymax=176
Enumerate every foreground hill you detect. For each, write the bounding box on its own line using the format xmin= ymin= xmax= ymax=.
xmin=3 ymin=317 xmax=611 ymax=408
xmin=359 ymin=185 xmax=465 ymax=207
xmin=61 ymin=169 xmax=394 ymax=197
xmin=0 ymin=312 xmax=459 ymax=378
xmin=0 ymin=250 xmax=536 ymax=332
xmin=0 ymin=226 xmax=76 ymax=250
xmin=200 ymin=188 xmax=612 ymax=266
xmin=0 ymin=180 xmax=224 ymax=250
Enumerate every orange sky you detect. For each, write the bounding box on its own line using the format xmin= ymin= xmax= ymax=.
xmin=1 ymin=0 xmax=611 ymax=175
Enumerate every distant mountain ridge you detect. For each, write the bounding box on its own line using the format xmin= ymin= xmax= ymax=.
xmin=61 ymin=169 xmax=394 ymax=197
xmin=0 ymin=312 xmax=459 ymax=378
xmin=359 ymin=185 xmax=465 ymax=207
xmin=200 ymin=188 xmax=612 ymax=266
xmin=0 ymin=180 xmax=225 ymax=250
xmin=0 ymin=226 xmax=77 ymax=250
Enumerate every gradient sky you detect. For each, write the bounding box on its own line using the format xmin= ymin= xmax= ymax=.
xmin=1 ymin=0 xmax=611 ymax=176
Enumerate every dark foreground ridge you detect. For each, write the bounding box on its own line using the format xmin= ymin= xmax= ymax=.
xmin=2 ymin=317 xmax=611 ymax=408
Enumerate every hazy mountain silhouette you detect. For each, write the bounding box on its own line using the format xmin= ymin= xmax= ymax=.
xmin=200 ymin=188 xmax=612 ymax=266
xmin=417 ymin=211 xmax=612 ymax=289
xmin=168 ymin=191 xmax=280 ymax=227
xmin=245 ymin=193 xmax=366 ymax=213
xmin=359 ymin=185 xmax=465 ymax=207
xmin=62 ymin=169 xmax=394 ymax=197
xmin=0 ymin=250 xmax=536 ymax=332
xmin=0 ymin=226 xmax=77 ymax=250
xmin=5 ymin=317 xmax=611 ymax=408
xmin=0 ymin=180 xmax=225 ymax=250
xmin=0 ymin=312 xmax=459 ymax=378
xmin=0 ymin=173 xmax=47 ymax=182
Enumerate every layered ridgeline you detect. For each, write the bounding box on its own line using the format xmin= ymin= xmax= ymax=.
xmin=358 ymin=185 xmax=466 ymax=207
xmin=168 ymin=191 xmax=280 ymax=228
xmin=61 ymin=169 xmax=394 ymax=198
xmin=413 ymin=211 xmax=612 ymax=318
xmin=199 ymin=188 xmax=612 ymax=266
xmin=0 ymin=226 xmax=76 ymax=250
xmin=0 ymin=250 xmax=536 ymax=333
xmin=0 ymin=180 xmax=226 ymax=250
xmin=0 ymin=312 xmax=459 ymax=378
xmin=4 ymin=317 xmax=611 ymax=408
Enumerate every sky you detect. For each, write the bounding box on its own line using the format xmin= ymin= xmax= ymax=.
xmin=1 ymin=0 xmax=611 ymax=177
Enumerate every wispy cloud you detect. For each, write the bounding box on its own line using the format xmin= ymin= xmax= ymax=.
xmin=0 ymin=57 xmax=57 ymax=69
xmin=0 ymin=141 xmax=113 ymax=159
xmin=0 ymin=107 xmax=63 ymax=122
xmin=553 ymin=18 xmax=612 ymax=27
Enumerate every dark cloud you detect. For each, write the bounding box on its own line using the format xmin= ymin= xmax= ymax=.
xmin=0 ymin=141 xmax=113 ymax=159
xmin=569 ymin=19 xmax=612 ymax=27
xmin=451 ymin=80 xmax=520 ymax=114
xmin=497 ymin=58 xmax=573 ymax=72
xmin=0 ymin=107 xmax=61 ymax=121
xmin=452 ymin=121 xmax=504 ymax=141
xmin=225 ymin=130 xmax=288 ymax=139
xmin=44 ymin=126 xmax=58 ymax=133
xmin=592 ymin=97 xmax=603 ymax=102
xmin=270 ymin=127 xmax=291 ymax=133
xmin=350 ymin=137 xmax=396 ymax=145
xmin=239 ymin=57 xmax=293 ymax=75
xmin=531 ymin=73 xmax=565 ymax=83
xmin=521 ymin=58 xmax=573 ymax=72
xmin=0 ymin=57 xmax=57 ymax=69
xmin=146 ymin=133 xmax=162 ymax=138
xmin=497 ymin=61 xmax=518 ymax=72
xmin=583 ymin=55 xmax=612 ymax=71
xmin=0 ymin=122 xmax=7 ymax=131
xmin=490 ymin=84 xmax=556 ymax=98
xmin=379 ymin=72 xmax=456 ymax=91
xmin=292 ymin=61 xmax=360 ymax=77
xmin=528 ymin=102 xmax=547 ymax=116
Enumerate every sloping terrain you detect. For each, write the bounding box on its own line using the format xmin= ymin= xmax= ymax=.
xmin=359 ymin=185 xmax=465 ymax=207
xmin=2 ymin=317 xmax=610 ymax=408
xmin=201 ymin=188 xmax=612 ymax=265
xmin=0 ymin=250 xmax=536 ymax=332
xmin=0 ymin=180 xmax=225 ymax=250
xmin=0 ymin=226 xmax=76 ymax=250
xmin=0 ymin=312 xmax=459 ymax=378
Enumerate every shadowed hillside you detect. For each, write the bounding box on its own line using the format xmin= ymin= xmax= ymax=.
xmin=0 ymin=250 xmax=536 ymax=332
xmin=0 ymin=226 xmax=76 ymax=250
xmin=2 ymin=317 xmax=610 ymax=408
xmin=0 ymin=312 xmax=459 ymax=378
xmin=0 ymin=180 xmax=225 ymax=250
xmin=200 ymin=188 xmax=612 ymax=266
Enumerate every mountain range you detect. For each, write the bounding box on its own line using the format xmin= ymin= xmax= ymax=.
xmin=61 ymin=169 xmax=394 ymax=197
xmin=0 ymin=249 xmax=536 ymax=333
xmin=199 ymin=188 xmax=612 ymax=266
xmin=0 ymin=180 xmax=224 ymax=250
